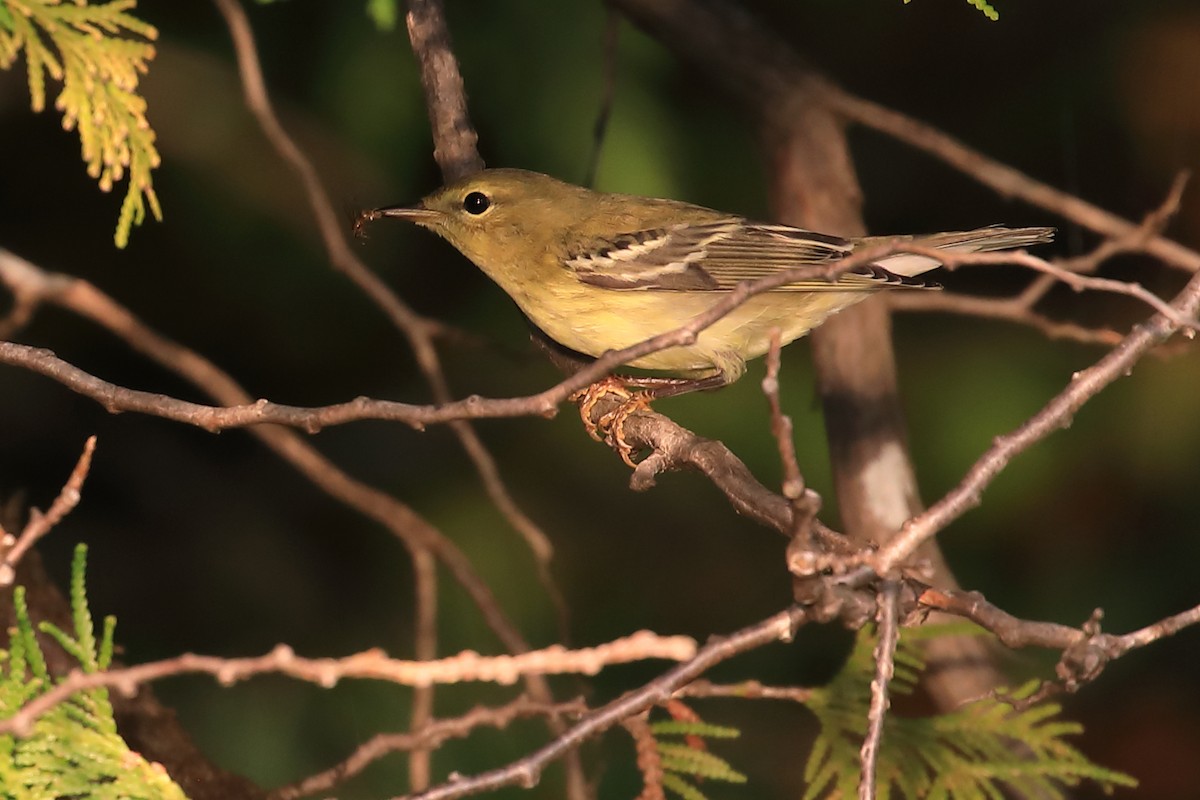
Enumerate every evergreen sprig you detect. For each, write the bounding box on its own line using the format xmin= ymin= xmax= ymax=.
xmin=0 ymin=544 xmax=189 ymax=800
xmin=648 ymin=716 xmax=746 ymax=800
xmin=802 ymin=625 xmax=1138 ymax=799
xmin=0 ymin=0 xmax=161 ymax=248
xmin=903 ymin=0 xmax=1000 ymax=21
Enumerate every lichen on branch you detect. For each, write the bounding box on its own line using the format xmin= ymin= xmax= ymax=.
xmin=0 ymin=0 xmax=161 ymax=248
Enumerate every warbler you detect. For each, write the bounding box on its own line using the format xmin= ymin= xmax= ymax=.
xmin=361 ymin=168 xmax=1052 ymax=392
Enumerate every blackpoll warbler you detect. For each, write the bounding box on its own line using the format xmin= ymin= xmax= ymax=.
xmin=361 ymin=169 xmax=1052 ymax=391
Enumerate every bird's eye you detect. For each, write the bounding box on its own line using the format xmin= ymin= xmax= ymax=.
xmin=462 ymin=191 xmax=491 ymax=215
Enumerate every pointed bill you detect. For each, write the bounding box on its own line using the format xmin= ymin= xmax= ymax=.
xmin=353 ymin=204 xmax=443 ymax=238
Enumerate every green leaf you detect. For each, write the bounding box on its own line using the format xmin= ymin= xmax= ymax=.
xmin=660 ymin=772 xmax=711 ymax=800
xmin=649 ymin=720 xmax=741 ymax=739
xmin=1 ymin=544 xmax=189 ymax=800
xmin=658 ymin=742 xmax=747 ymax=783
xmin=801 ymin=626 xmax=1138 ymax=799
xmin=0 ymin=0 xmax=162 ymax=248
xmin=903 ymin=0 xmax=1000 ymax=20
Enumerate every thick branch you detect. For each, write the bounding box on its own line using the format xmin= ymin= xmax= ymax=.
xmin=405 ymin=0 xmax=485 ymax=180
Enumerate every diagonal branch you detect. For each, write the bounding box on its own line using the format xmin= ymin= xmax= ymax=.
xmin=210 ymin=6 xmax=563 ymax=691
xmin=396 ymin=607 xmax=807 ymax=800
xmin=0 ymin=436 xmax=97 ymax=586
xmin=824 ymin=89 xmax=1200 ymax=275
xmin=876 ymin=267 xmax=1200 ymax=573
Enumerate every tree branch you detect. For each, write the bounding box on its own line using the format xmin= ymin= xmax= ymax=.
xmin=875 ymin=266 xmax=1200 ymax=574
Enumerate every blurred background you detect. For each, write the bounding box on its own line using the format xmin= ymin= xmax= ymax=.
xmin=2 ymin=1 xmax=1199 ymax=797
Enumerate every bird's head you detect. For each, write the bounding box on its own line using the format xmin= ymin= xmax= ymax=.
xmin=361 ymin=168 xmax=591 ymax=268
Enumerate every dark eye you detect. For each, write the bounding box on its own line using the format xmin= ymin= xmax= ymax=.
xmin=463 ymin=191 xmax=491 ymax=215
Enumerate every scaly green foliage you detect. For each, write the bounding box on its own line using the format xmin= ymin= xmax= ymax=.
xmin=904 ymin=0 xmax=999 ymax=21
xmin=648 ymin=717 xmax=746 ymax=800
xmin=802 ymin=625 xmax=1138 ymax=799
xmin=0 ymin=544 xmax=189 ymax=800
xmin=0 ymin=0 xmax=161 ymax=248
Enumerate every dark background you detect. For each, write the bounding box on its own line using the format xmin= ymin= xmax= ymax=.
xmin=2 ymin=1 xmax=1199 ymax=797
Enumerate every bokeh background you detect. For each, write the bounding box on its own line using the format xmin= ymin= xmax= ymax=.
xmin=2 ymin=1 xmax=1199 ymax=797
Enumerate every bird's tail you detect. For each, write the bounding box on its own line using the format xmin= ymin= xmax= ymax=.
xmin=868 ymin=225 xmax=1055 ymax=276
xmin=915 ymin=225 xmax=1056 ymax=252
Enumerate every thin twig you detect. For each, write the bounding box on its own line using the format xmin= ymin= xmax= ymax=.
xmin=410 ymin=548 xmax=438 ymax=790
xmin=672 ymin=679 xmax=813 ymax=704
xmin=394 ymin=607 xmax=806 ymax=800
xmin=208 ymin=6 xmax=568 ymax=753
xmin=824 ymin=88 xmax=1200 ymax=275
xmin=0 ymin=250 xmax=538 ymax=686
xmin=875 ymin=266 xmax=1200 ymax=574
xmin=211 ymin=0 xmax=563 ymax=647
xmin=917 ymin=247 xmax=1200 ymax=334
xmin=0 ymin=436 xmax=97 ymax=586
xmin=859 ymin=581 xmax=899 ymax=800
xmin=761 ymin=329 xmax=819 ymax=545
xmin=0 ymin=242 xmax=949 ymax=433
xmin=918 ymin=587 xmax=1200 ymax=698
xmin=887 ymin=291 xmax=1125 ymax=347
xmin=272 ymin=696 xmax=588 ymax=800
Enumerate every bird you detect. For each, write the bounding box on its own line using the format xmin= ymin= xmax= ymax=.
xmin=358 ymin=168 xmax=1053 ymax=395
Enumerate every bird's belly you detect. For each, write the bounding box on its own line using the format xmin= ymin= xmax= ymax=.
xmin=515 ymin=284 xmax=866 ymax=376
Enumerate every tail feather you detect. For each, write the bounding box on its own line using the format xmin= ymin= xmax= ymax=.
xmin=915 ymin=225 xmax=1056 ymax=252
xmin=866 ymin=225 xmax=1055 ymax=277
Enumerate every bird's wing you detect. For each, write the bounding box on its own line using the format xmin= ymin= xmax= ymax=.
xmin=565 ymin=220 xmax=932 ymax=292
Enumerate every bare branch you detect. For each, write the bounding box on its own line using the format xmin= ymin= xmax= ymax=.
xmin=394 ymin=607 xmax=806 ymax=800
xmin=919 ymin=587 xmax=1200 ymax=698
xmin=0 ymin=436 xmax=97 ymax=586
xmin=0 ymin=250 xmax=541 ymax=680
xmin=207 ymin=5 xmax=563 ymax=731
xmin=916 ymin=246 xmax=1200 ymax=334
xmin=761 ymin=329 xmax=821 ymax=544
xmin=577 ymin=389 xmax=848 ymax=547
xmin=889 ymin=172 xmax=1194 ymax=348
xmin=824 ymin=89 xmax=1200 ymax=275
xmin=273 ymin=696 xmax=588 ymax=800
xmin=859 ymin=582 xmax=900 ymax=800
xmin=404 ymin=0 xmax=485 ymax=180
xmin=875 ymin=266 xmax=1200 ymax=574
xmin=887 ymin=291 xmax=1126 ymax=347
xmin=0 ymin=631 xmax=697 ymax=738
xmin=0 ymin=244 xmax=941 ymax=433
xmin=672 ymin=679 xmax=814 ymax=704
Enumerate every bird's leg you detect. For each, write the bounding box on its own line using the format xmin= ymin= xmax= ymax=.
xmin=571 ymin=377 xmax=659 ymax=466
xmin=570 ymin=372 xmax=730 ymax=467
xmin=571 ymin=376 xmax=633 ymax=443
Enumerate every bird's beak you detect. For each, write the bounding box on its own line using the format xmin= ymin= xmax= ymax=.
xmin=372 ymin=205 xmax=443 ymax=223
xmin=353 ymin=204 xmax=442 ymax=238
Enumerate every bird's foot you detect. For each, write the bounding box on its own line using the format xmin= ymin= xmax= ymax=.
xmin=570 ymin=377 xmax=654 ymax=466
